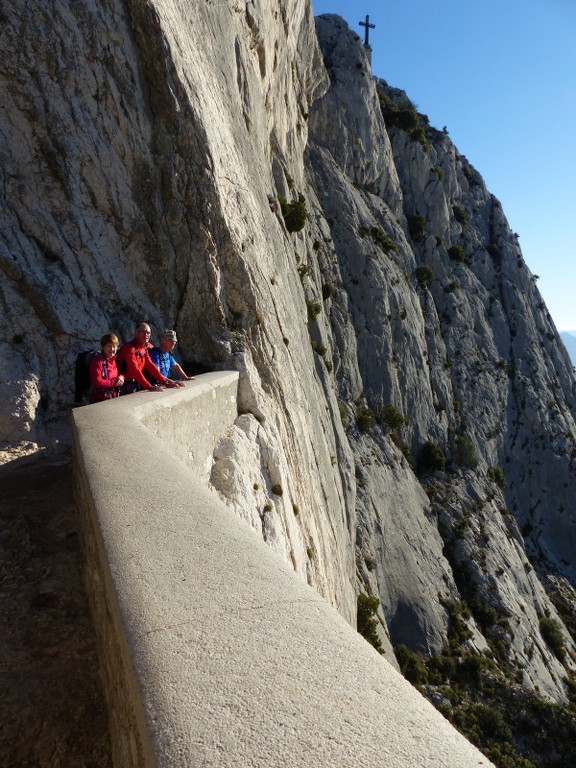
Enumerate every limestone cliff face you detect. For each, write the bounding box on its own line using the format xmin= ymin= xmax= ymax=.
xmin=0 ymin=0 xmax=356 ymax=625
xmin=307 ymin=16 xmax=576 ymax=698
xmin=2 ymin=2 xmax=576 ymax=703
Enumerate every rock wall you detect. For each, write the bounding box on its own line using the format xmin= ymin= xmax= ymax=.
xmin=307 ymin=15 xmax=576 ymax=699
xmin=0 ymin=0 xmax=356 ymax=624
xmin=1 ymin=0 xmax=576 ymax=707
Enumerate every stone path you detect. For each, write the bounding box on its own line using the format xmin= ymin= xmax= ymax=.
xmin=0 ymin=453 xmax=111 ymax=768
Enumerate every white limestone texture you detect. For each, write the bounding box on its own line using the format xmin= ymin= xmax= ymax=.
xmin=1 ymin=0 xmax=575 ymax=715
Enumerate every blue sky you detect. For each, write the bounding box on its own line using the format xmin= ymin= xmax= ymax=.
xmin=311 ymin=0 xmax=576 ymax=330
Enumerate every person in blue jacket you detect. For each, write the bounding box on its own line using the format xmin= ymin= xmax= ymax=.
xmin=149 ymin=329 xmax=195 ymax=382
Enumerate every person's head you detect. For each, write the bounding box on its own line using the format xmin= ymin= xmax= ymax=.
xmin=134 ymin=322 xmax=152 ymax=345
xmin=100 ymin=332 xmax=119 ymax=357
xmin=160 ymin=329 xmax=177 ymax=352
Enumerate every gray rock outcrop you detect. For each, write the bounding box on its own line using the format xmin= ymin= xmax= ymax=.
xmin=1 ymin=0 xmax=575 ymax=731
xmin=306 ymin=17 xmax=576 ymax=699
xmin=560 ymin=331 xmax=576 ymax=366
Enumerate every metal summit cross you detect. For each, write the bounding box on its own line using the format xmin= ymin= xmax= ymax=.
xmin=359 ymin=14 xmax=375 ymax=47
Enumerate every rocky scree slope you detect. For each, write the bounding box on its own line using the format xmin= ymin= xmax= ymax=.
xmin=1 ymin=0 xmax=576 ymax=720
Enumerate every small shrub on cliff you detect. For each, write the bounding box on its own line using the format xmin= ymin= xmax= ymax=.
xmin=390 ymin=431 xmax=411 ymax=464
xmin=377 ymin=92 xmax=431 ymax=153
xmin=448 ymin=244 xmax=471 ymax=266
xmin=487 ymin=465 xmax=505 ymax=488
xmin=359 ymin=225 xmax=396 ymax=254
xmin=363 ymin=553 xmax=376 ymax=572
xmin=539 ymin=616 xmax=566 ymax=662
xmin=356 ymin=405 xmax=374 ymax=434
xmin=443 ymin=599 xmax=473 ymax=650
xmin=338 ymin=400 xmax=350 ymax=428
xmin=426 ymin=653 xmax=457 ymax=684
xmin=357 ymin=593 xmax=383 ymax=653
xmin=395 ymin=644 xmax=428 ymax=684
xmin=455 ymin=435 xmax=479 ymax=469
xmin=433 ymin=165 xmax=444 ymax=182
xmin=306 ymin=300 xmax=322 ymax=319
xmin=279 ymin=193 xmax=307 ymax=233
xmin=452 ymin=205 xmax=469 ymax=226
xmin=455 ymin=654 xmax=490 ymax=687
xmin=454 ymin=703 xmax=512 ymax=745
xmin=371 ymin=227 xmax=396 ymax=254
xmin=417 ymin=440 xmax=446 ymax=474
xmin=297 ymin=262 xmax=310 ymax=278
xmin=415 ymin=264 xmax=434 ymax=290
xmin=377 ymin=403 xmax=405 ymax=430
xmin=408 ymin=214 xmax=426 ymax=240
xmin=462 ymin=162 xmax=481 ymax=187
xmin=310 ymin=340 xmax=327 ymax=356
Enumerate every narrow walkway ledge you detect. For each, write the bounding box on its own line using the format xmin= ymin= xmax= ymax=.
xmin=72 ymin=372 xmax=493 ymax=768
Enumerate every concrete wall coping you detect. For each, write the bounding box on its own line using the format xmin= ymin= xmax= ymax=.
xmin=72 ymin=372 xmax=493 ymax=767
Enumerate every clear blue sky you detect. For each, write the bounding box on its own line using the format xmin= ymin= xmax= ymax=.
xmin=311 ymin=0 xmax=576 ymax=330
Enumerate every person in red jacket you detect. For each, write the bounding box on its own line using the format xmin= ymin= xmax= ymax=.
xmin=118 ymin=322 xmax=182 ymax=394
xmin=89 ymin=332 xmax=125 ymax=402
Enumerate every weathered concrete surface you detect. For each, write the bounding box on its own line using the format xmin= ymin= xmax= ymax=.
xmin=136 ymin=370 xmax=239 ymax=480
xmin=73 ymin=374 xmax=493 ymax=767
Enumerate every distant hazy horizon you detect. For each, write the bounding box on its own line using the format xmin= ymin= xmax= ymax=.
xmin=559 ymin=331 xmax=576 ymax=366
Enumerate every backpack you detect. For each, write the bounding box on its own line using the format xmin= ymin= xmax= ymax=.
xmin=74 ymin=350 xmax=106 ymax=404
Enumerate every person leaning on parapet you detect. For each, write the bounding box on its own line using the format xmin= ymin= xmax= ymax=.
xmin=117 ymin=322 xmax=182 ymax=394
xmin=149 ymin=329 xmax=195 ymax=383
xmin=89 ymin=332 xmax=125 ymax=402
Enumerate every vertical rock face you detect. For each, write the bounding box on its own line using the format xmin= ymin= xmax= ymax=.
xmin=1 ymin=0 xmax=576 ymax=709
xmin=307 ymin=16 xmax=576 ymax=699
xmin=0 ymin=0 xmax=357 ymax=624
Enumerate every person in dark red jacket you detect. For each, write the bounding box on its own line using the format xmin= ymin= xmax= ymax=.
xmin=117 ymin=322 xmax=182 ymax=393
xmin=89 ymin=332 xmax=125 ymax=402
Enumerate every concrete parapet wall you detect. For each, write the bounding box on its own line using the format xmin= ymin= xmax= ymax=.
xmin=133 ymin=371 xmax=239 ymax=481
xmin=72 ymin=372 xmax=493 ymax=768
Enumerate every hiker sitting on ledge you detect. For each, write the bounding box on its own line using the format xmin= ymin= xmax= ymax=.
xmin=149 ymin=329 xmax=195 ymax=382
xmin=89 ymin=332 xmax=125 ymax=402
xmin=118 ymin=322 xmax=183 ymax=394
